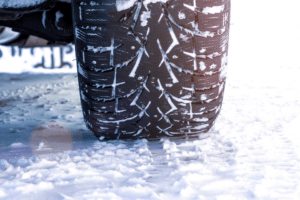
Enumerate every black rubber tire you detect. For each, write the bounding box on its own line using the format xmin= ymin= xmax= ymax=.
xmin=71 ymin=0 xmax=230 ymax=140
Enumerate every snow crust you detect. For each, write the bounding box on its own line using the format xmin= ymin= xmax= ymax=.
xmin=1 ymin=0 xmax=300 ymax=199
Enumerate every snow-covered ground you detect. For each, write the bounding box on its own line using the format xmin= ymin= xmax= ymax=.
xmin=1 ymin=0 xmax=300 ymax=199
xmin=0 ymin=45 xmax=76 ymax=74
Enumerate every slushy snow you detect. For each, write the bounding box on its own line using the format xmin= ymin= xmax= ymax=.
xmin=1 ymin=0 xmax=300 ymax=199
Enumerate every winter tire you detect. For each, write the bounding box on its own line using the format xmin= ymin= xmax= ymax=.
xmin=71 ymin=0 xmax=230 ymax=140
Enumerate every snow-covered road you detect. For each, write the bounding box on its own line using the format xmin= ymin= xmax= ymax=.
xmin=1 ymin=0 xmax=300 ymax=199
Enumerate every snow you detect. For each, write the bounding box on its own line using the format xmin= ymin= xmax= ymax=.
xmin=115 ymin=0 xmax=168 ymax=11
xmin=0 ymin=45 xmax=76 ymax=74
xmin=202 ymin=5 xmax=225 ymax=15
xmin=1 ymin=0 xmax=300 ymax=199
xmin=116 ymin=0 xmax=137 ymax=11
xmin=0 ymin=0 xmax=71 ymax=8
xmin=0 ymin=0 xmax=47 ymax=8
xmin=140 ymin=11 xmax=151 ymax=27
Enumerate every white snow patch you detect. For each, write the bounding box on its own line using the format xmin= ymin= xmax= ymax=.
xmin=193 ymin=124 xmax=209 ymax=129
xmin=140 ymin=11 xmax=151 ymax=27
xmin=210 ymin=64 xmax=217 ymax=69
xmin=219 ymin=53 xmax=228 ymax=80
xmin=0 ymin=0 xmax=47 ymax=8
xmin=178 ymin=11 xmax=186 ymax=19
xmin=0 ymin=189 xmax=6 ymax=197
xmin=181 ymin=95 xmax=192 ymax=100
xmin=199 ymin=61 xmax=206 ymax=71
xmin=0 ymin=45 xmax=76 ymax=73
xmin=179 ymin=33 xmax=189 ymax=42
xmin=202 ymin=5 xmax=225 ymax=15
xmin=115 ymin=0 xmax=168 ymax=11
xmin=193 ymin=118 xmax=208 ymax=122
xmin=116 ymin=0 xmax=137 ymax=11
xmin=200 ymin=48 xmax=206 ymax=53
xmin=284 ymin=116 xmax=300 ymax=152
xmin=163 ymin=140 xmax=179 ymax=153
xmin=201 ymin=94 xmax=207 ymax=101
xmin=16 ymin=182 xmax=54 ymax=194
